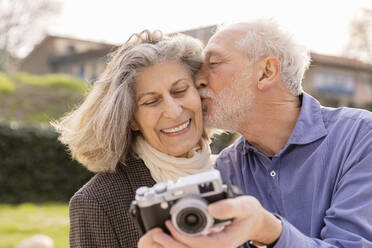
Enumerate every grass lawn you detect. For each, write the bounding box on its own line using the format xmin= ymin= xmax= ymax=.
xmin=0 ymin=203 xmax=69 ymax=248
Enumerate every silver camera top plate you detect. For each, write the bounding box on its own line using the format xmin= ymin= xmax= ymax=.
xmin=135 ymin=170 xmax=225 ymax=208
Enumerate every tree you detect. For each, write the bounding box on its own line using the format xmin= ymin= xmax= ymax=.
xmin=343 ymin=8 xmax=372 ymax=64
xmin=0 ymin=0 xmax=60 ymax=72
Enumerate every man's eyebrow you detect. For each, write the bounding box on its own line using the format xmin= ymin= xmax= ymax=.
xmin=136 ymin=78 xmax=189 ymax=102
xmin=204 ymin=50 xmax=223 ymax=61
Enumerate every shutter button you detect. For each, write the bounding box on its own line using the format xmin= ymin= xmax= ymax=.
xmin=136 ymin=186 xmax=149 ymax=196
xmin=154 ymin=182 xmax=167 ymax=193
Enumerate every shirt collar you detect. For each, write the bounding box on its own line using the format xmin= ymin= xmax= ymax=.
xmin=287 ymin=92 xmax=327 ymax=145
xmin=239 ymin=92 xmax=327 ymax=154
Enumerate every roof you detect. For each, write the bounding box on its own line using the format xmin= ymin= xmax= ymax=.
xmin=310 ymin=52 xmax=372 ymax=72
xmin=46 ymin=34 xmax=115 ymax=47
xmin=50 ymin=46 xmax=116 ymax=65
xmin=169 ymin=24 xmax=218 ymax=35
xmin=20 ymin=35 xmax=115 ymax=64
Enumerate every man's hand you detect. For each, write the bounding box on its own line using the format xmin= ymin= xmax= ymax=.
xmin=138 ymin=195 xmax=282 ymax=248
xmin=170 ymin=195 xmax=281 ymax=248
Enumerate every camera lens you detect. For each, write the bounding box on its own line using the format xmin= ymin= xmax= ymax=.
xmin=176 ymin=207 xmax=207 ymax=234
xmin=170 ymin=196 xmax=214 ymax=236
xmin=186 ymin=213 xmax=198 ymax=225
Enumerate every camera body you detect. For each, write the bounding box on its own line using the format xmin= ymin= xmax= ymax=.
xmin=130 ymin=170 xmax=242 ymax=236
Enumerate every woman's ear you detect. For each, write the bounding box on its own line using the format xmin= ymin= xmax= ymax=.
xmin=257 ymin=57 xmax=281 ymax=91
xmin=130 ymin=120 xmax=140 ymax=131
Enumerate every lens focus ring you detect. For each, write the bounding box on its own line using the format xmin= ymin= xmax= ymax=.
xmin=170 ymin=196 xmax=214 ymax=236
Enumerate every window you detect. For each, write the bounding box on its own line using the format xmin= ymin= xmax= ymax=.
xmin=314 ymin=72 xmax=355 ymax=96
xmin=78 ymin=64 xmax=85 ymax=78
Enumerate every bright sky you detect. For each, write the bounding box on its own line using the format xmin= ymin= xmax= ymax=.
xmin=48 ymin=0 xmax=372 ymax=57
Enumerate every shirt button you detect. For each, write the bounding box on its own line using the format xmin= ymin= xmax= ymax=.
xmin=270 ymin=170 xmax=276 ymax=177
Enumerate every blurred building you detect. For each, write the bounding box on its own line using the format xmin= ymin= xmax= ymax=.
xmin=19 ymin=35 xmax=115 ymax=82
xmin=0 ymin=49 xmax=18 ymax=73
xmin=304 ymin=53 xmax=372 ymax=109
xmin=19 ymin=25 xmax=372 ymax=109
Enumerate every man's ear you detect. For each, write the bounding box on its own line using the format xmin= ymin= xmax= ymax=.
xmin=130 ymin=120 xmax=140 ymax=131
xmin=257 ymin=57 xmax=281 ymax=91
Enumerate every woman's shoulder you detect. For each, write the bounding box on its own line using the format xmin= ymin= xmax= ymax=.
xmin=69 ymin=156 xmax=151 ymax=248
xmin=70 ymin=155 xmax=154 ymax=206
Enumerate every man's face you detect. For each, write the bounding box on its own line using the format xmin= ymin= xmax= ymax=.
xmin=197 ymin=30 xmax=256 ymax=130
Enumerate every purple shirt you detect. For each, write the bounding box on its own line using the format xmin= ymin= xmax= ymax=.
xmin=215 ymin=93 xmax=372 ymax=248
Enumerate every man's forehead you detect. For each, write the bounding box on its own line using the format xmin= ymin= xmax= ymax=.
xmin=204 ymin=29 xmax=242 ymax=58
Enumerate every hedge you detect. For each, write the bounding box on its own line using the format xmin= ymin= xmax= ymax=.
xmin=0 ymin=123 xmax=94 ymax=203
xmin=11 ymin=72 xmax=90 ymax=92
xmin=0 ymin=72 xmax=15 ymax=94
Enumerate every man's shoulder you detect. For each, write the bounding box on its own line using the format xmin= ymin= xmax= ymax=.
xmin=321 ymin=106 xmax=372 ymax=131
xmin=215 ymin=136 xmax=245 ymax=164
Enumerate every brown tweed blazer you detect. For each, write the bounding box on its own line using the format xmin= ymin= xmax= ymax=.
xmin=69 ymin=155 xmax=156 ymax=248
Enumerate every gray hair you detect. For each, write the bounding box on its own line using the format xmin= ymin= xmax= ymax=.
xmin=223 ymin=19 xmax=310 ymax=96
xmin=52 ymin=30 xmax=204 ymax=172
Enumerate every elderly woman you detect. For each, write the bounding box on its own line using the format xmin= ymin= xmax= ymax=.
xmin=52 ymin=31 xmax=214 ymax=247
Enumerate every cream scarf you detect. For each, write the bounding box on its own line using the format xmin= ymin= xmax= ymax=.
xmin=133 ymin=135 xmax=215 ymax=182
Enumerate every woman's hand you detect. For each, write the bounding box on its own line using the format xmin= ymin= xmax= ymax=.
xmin=138 ymin=227 xmax=189 ymax=248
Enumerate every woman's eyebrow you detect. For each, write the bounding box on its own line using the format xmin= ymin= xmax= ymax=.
xmin=171 ymin=78 xmax=190 ymax=87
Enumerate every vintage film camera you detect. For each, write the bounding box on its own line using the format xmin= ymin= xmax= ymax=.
xmin=129 ymin=170 xmax=242 ymax=236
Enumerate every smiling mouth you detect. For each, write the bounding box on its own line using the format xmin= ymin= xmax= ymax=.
xmin=161 ymin=119 xmax=191 ymax=134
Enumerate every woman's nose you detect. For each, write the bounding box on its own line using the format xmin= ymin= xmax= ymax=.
xmin=163 ymin=97 xmax=182 ymax=119
xmin=195 ymin=66 xmax=208 ymax=89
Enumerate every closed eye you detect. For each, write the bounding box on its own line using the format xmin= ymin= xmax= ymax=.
xmin=208 ymin=61 xmax=221 ymax=68
xmin=172 ymin=86 xmax=189 ymax=96
xmin=142 ymin=98 xmax=159 ymax=106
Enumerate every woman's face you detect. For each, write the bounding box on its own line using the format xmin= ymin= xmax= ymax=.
xmin=132 ymin=61 xmax=203 ymax=157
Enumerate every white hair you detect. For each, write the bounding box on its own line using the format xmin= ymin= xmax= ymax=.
xmin=222 ymin=19 xmax=311 ymax=96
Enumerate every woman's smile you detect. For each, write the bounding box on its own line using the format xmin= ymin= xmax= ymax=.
xmin=160 ymin=119 xmax=191 ymax=136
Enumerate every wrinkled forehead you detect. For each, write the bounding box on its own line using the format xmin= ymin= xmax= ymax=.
xmin=204 ymin=27 xmax=246 ymax=57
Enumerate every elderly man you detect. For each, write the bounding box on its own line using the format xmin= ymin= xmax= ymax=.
xmin=139 ymin=20 xmax=372 ymax=248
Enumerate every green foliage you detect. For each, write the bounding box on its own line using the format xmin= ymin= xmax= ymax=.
xmin=0 ymin=73 xmax=88 ymax=125
xmin=11 ymin=72 xmax=91 ymax=92
xmin=210 ymin=131 xmax=238 ymax=154
xmin=0 ymin=72 xmax=15 ymax=94
xmin=0 ymin=203 xmax=69 ymax=248
xmin=0 ymin=122 xmax=94 ymax=204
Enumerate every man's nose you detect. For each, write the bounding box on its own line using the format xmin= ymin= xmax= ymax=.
xmin=163 ymin=97 xmax=182 ymax=119
xmin=195 ymin=77 xmax=208 ymax=89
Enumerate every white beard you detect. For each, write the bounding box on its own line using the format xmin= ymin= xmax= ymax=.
xmin=199 ymin=72 xmax=255 ymax=131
